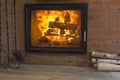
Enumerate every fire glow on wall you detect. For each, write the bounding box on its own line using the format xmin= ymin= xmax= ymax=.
xmin=24 ymin=3 xmax=88 ymax=53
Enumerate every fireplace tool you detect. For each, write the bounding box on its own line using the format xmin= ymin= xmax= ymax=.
xmin=0 ymin=0 xmax=9 ymax=68
xmin=0 ymin=0 xmax=23 ymax=69
xmin=0 ymin=0 xmax=6 ymax=68
xmin=12 ymin=0 xmax=24 ymax=68
xmin=0 ymin=0 xmax=2 ymax=65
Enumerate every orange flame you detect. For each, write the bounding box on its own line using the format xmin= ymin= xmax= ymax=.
xmin=33 ymin=10 xmax=81 ymax=45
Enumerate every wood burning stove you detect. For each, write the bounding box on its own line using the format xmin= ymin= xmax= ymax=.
xmin=24 ymin=3 xmax=88 ymax=53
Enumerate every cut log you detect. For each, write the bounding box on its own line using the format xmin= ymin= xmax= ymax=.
xmin=92 ymin=63 xmax=97 ymax=68
xmin=91 ymin=51 xmax=120 ymax=60
xmin=91 ymin=58 xmax=96 ymax=63
xmin=91 ymin=58 xmax=120 ymax=65
xmin=49 ymin=21 xmax=77 ymax=31
xmin=97 ymin=62 xmax=120 ymax=71
xmin=38 ymin=36 xmax=50 ymax=43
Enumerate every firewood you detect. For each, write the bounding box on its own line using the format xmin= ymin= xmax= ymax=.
xmin=97 ymin=62 xmax=120 ymax=71
xmin=91 ymin=58 xmax=120 ymax=65
xmin=91 ymin=51 xmax=120 ymax=60
xmin=38 ymin=36 xmax=50 ymax=43
xmin=92 ymin=63 xmax=97 ymax=68
xmin=64 ymin=12 xmax=71 ymax=23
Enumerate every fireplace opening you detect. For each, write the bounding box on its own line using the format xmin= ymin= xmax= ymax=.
xmin=24 ymin=3 xmax=88 ymax=53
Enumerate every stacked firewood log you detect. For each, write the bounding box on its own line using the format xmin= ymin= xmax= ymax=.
xmin=91 ymin=51 xmax=120 ymax=71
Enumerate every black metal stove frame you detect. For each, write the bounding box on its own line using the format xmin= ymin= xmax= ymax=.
xmin=24 ymin=3 xmax=88 ymax=53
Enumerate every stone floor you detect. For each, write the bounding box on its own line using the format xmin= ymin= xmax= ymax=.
xmin=0 ymin=64 xmax=120 ymax=80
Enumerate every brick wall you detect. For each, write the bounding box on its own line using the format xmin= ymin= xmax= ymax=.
xmin=1 ymin=0 xmax=120 ymax=66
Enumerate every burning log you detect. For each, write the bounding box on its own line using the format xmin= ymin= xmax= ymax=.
xmin=64 ymin=12 xmax=71 ymax=23
xmin=38 ymin=36 xmax=50 ymax=43
xmin=97 ymin=62 xmax=120 ymax=71
xmin=53 ymin=41 xmax=61 ymax=46
xmin=49 ymin=21 xmax=78 ymax=30
xmin=48 ymin=21 xmax=78 ymax=35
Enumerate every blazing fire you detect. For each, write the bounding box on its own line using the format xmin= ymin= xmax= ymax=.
xmin=31 ymin=10 xmax=81 ymax=46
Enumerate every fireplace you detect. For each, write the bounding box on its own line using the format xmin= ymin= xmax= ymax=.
xmin=24 ymin=3 xmax=88 ymax=53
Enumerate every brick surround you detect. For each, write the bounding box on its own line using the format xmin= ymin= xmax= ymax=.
xmin=1 ymin=0 xmax=120 ymax=66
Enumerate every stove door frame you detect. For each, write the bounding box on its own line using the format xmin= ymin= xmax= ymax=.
xmin=24 ymin=3 xmax=88 ymax=53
